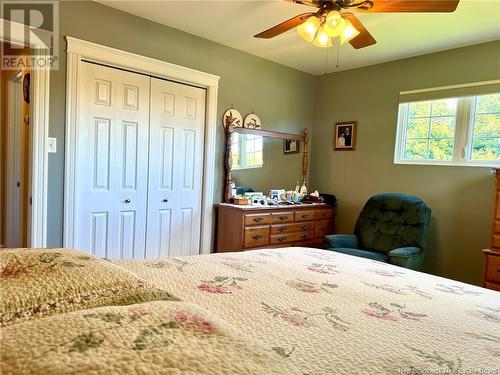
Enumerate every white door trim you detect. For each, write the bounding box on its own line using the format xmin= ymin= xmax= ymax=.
xmin=64 ymin=37 xmax=220 ymax=255
xmin=0 ymin=19 xmax=51 ymax=248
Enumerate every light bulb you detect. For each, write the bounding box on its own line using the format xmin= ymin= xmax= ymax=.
xmin=312 ymin=25 xmax=332 ymax=48
xmin=324 ymin=10 xmax=346 ymax=37
xmin=340 ymin=19 xmax=360 ymax=44
xmin=297 ymin=16 xmax=320 ymax=42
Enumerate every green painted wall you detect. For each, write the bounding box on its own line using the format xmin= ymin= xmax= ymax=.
xmin=310 ymin=40 xmax=500 ymax=285
xmin=47 ymin=1 xmax=316 ymax=246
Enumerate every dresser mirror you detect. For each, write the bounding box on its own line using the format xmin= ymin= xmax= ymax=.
xmin=223 ymin=125 xmax=309 ymax=203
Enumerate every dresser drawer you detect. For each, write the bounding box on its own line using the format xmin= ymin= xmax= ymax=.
xmin=315 ymin=209 xmax=333 ymax=220
xmin=270 ymin=211 xmax=294 ymax=224
xmin=315 ymin=220 xmax=333 ymax=237
xmin=244 ymin=213 xmax=270 ymax=226
xmin=271 ymin=222 xmax=314 ymax=235
xmin=294 ymin=210 xmax=316 ymax=222
xmin=244 ymin=226 xmax=269 ymax=248
xmin=270 ymin=230 xmax=314 ymax=245
xmin=484 ymin=253 xmax=500 ymax=284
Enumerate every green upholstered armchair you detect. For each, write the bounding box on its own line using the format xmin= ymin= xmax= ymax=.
xmin=324 ymin=193 xmax=431 ymax=270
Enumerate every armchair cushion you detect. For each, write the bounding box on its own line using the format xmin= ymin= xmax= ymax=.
xmin=387 ymin=246 xmax=425 ymax=270
xmin=354 ymin=193 xmax=431 ymax=254
xmin=328 ymin=247 xmax=388 ymax=263
xmin=324 ymin=234 xmax=358 ymax=249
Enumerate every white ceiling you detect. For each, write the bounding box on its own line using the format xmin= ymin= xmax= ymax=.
xmin=99 ymin=0 xmax=500 ymax=75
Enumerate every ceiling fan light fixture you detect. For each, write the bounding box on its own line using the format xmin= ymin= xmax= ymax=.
xmin=340 ymin=19 xmax=360 ymax=45
xmin=296 ymin=15 xmax=321 ymax=42
xmin=312 ymin=25 xmax=332 ymax=48
xmin=324 ymin=10 xmax=346 ymax=37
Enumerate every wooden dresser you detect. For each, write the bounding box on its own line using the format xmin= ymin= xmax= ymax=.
xmin=483 ymin=168 xmax=500 ymax=291
xmin=216 ymin=203 xmax=335 ymax=252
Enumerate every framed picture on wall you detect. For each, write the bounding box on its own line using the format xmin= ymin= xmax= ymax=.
xmin=334 ymin=121 xmax=357 ymax=151
xmin=283 ymin=139 xmax=299 ymax=154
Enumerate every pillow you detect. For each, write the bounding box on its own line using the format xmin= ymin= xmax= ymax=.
xmin=0 ymin=301 xmax=300 ymax=375
xmin=0 ymin=248 xmax=179 ymax=326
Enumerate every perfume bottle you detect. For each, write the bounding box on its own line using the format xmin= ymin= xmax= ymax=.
xmin=295 ymin=180 xmax=300 ymax=193
xmin=299 ymin=180 xmax=308 ymax=196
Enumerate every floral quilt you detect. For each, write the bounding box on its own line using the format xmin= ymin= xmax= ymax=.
xmin=115 ymin=247 xmax=500 ymax=375
xmin=1 ymin=301 xmax=299 ymax=375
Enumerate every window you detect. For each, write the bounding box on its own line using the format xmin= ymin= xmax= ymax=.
xmin=231 ymin=133 xmax=263 ymax=169
xmin=395 ymin=91 xmax=500 ymax=167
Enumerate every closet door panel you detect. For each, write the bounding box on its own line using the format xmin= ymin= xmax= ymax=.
xmin=146 ymin=78 xmax=206 ymax=257
xmin=74 ymin=62 xmax=150 ymax=259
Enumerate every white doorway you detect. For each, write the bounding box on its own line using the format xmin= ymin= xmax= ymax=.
xmin=64 ymin=37 xmax=220 ymax=256
xmin=73 ymin=61 xmax=207 ymax=259
xmin=5 ymin=72 xmax=25 ymax=247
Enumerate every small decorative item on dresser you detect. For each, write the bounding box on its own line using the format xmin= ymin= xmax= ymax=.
xmin=483 ymin=168 xmax=500 ymax=291
xmin=284 ymin=139 xmax=299 ymax=154
xmin=334 ymin=121 xmax=356 ymax=151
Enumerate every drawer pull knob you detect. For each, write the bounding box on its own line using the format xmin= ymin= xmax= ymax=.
xmin=253 ymin=217 xmax=263 ymax=222
xmin=278 ymin=237 xmax=287 ymax=242
xmin=279 ymin=216 xmax=288 ymax=221
xmin=124 ymin=199 xmax=131 ymax=204
xmin=302 ymin=225 xmax=310 ymax=230
xmin=300 ymin=234 xmax=307 ymax=239
xmin=302 ymin=214 xmax=309 ymax=219
xmin=252 ymin=235 xmax=263 ymax=240
xmin=321 ymin=213 xmax=328 ymax=217
xmin=279 ymin=227 xmax=288 ymax=232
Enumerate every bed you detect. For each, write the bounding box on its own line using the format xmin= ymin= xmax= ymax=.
xmin=1 ymin=247 xmax=499 ymax=374
xmin=116 ymin=247 xmax=500 ymax=375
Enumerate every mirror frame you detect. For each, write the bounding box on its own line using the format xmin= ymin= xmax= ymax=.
xmin=223 ymin=124 xmax=309 ymax=203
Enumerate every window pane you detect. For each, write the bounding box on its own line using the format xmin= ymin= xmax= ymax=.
xmin=246 ymin=140 xmax=255 ymax=153
xmin=471 ymin=138 xmax=500 ymax=161
xmin=431 ymin=99 xmax=457 ymax=116
xmin=407 ymin=118 xmax=429 ymax=138
xmin=430 ymin=117 xmax=455 ymax=138
xmin=429 ymin=139 xmax=454 ymax=160
xmin=476 ymin=93 xmax=500 ymax=114
xmin=408 ymin=101 xmax=431 ymax=118
xmin=232 ymin=153 xmax=239 ymax=167
xmin=254 ymin=153 xmax=263 ymax=166
xmin=247 ymin=153 xmax=255 ymax=165
xmin=254 ymin=136 xmax=263 ymax=152
xmin=473 ymin=114 xmax=500 ymax=138
xmin=405 ymin=140 xmax=428 ymax=160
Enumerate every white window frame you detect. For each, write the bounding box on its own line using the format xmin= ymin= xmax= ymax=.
xmin=395 ymin=92 xmax=500 ymax=168
xmin=231 ymin=133 xmax=263 ymax=170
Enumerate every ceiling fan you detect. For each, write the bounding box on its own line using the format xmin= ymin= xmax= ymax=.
xmin=254 ymin=0 xmax=460 ymax=49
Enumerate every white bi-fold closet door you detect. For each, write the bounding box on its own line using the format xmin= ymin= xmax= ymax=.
xmin=74 ymin=62 xmax=206 ymax=259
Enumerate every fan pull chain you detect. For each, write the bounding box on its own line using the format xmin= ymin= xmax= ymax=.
xmin=336 ymin=39 xmax=340 ymax=69
xmin=324 ymin=44 xmax=329 ymax=75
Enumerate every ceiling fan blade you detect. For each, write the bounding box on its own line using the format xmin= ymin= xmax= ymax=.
xmin=254 ymin=13 xmax=315 ymax=39
xmin=360 ymin=0 xmax=460 ymax=12
xmin=342 ymin=12 xmax=376 ymax=49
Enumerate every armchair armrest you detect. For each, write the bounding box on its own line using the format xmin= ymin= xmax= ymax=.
xmin=324 ymin=234 xmax=358 ymax=249
xmin=387 ymin=247 xmax=425 ymax=270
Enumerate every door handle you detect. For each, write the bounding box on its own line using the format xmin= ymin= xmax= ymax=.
xmin=162 ymin=198 xmax=168 ymax=203
xmin=124 ymin=199 xmax=131 ymax=204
